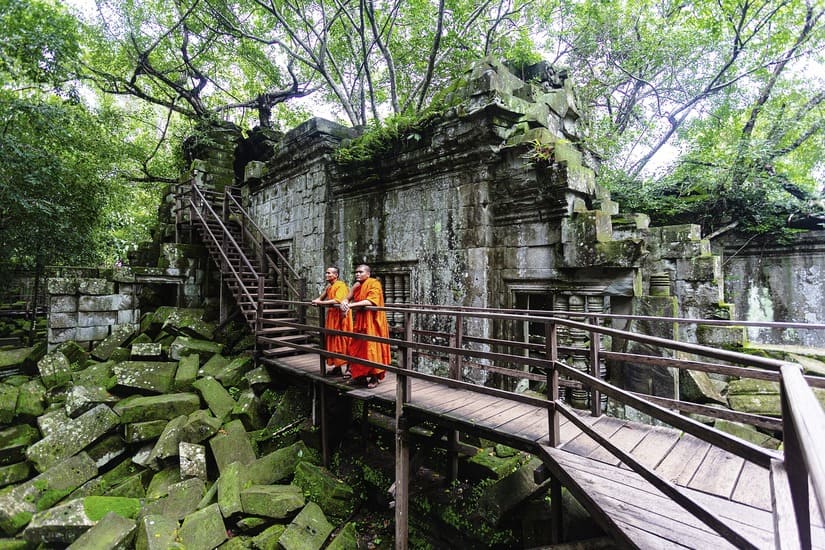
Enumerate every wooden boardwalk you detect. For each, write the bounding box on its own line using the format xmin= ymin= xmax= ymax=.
xmin=267 ymin=352 xmax=825 ymax=549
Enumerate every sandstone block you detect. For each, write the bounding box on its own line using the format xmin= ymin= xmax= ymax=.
xmin=177 ymin=503 xmax=226 ymax=550
xmin=240 ymin=484 xmax=305 ymax=519
xmin=0 ymin=385 xmax=19 ymax=424
xmin=278 ymin=501 xmax=333 ymax=550
xmin=217 ymin=461 xmax=244 ymax=518
xmin=134 ymin=514 xmax=180 ymax=550
xmin=113 ymin=393 xmax=200 ymax=424
xmin=141 ymin=478 xmax=205 ymax=521
xmin=246 ymin=441 xmax=313 ymax=485
xmin=37 ymin=351 xmax=72 ymax=389
xmin=146 ymin=415 xmax=188 ymax=467
xmin=180 ymin=409 xmax=221 ymax=443
xmin=179 ymin=442 xmax=206 ymax=479
xmin=66 ymin=511 xmax=136 ymax=550
xmin=27 ymin=405 xmax=119 ymax=472
xmin=124 ymin=420 xmax=168 ymax=444
xmin=91 ymin=324 xmax=136 ymax=361
xmin=209 ymin=420 xmax=256 ymax=474
xmin=192 ymin=377 xmax=235 ymax=421
xmin=169 ymin=337 xmax=221 ymax=361
xmin=293 ymin=461 xmax=356 ymax=520
xmin=78 ymin=311 xmax=117 ymax=327
xmin=78 ymin=279 xmax=116 ymax=295
xmin=113 ymin=361 xmax=178 ymax=394
xmin=174 ymin=354 xmax=198 ymax=391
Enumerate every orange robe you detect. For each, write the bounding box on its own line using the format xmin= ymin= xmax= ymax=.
xmin=348 ymin=277 xmax=390 ymax=380
xmin=322 ymin=280 xmax=352 ymax=367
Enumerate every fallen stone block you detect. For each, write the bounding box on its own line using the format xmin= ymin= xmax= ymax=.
xmin=91 ymin=325 xmax=136 ymax=361
xmin=0 ymin=347 xmax=35 ymax=377
xmin=86 ymin=433 xmax=127 ymax=468
xmin=0 ymin=385 xmax=19 ymax=424
xmin=200 ymin=353 xmax=229 ymax=378
xmin=72 ymin=360 xmax=116 ymax=390
xmin=327 ymin=522 xmax=359 ymax=550
xmin=141 ymin=477 xmax=205 ymax=521
xmin=244 ymin=366 xmax=271 ymax=388
xmin=27 ymin=404 xmax=119 ymax=472
xmin=23 ymin=496 xmax=140 ymax=546
xmin=232 ymin=388 xmax=265 ymax=430
xmin=209 ymin=420 xmax=256 ymax=474
xmin=130 ymin=342 xmax=163 ymax=360
xmin=246 ymin=441 xmax=313 ymax=485
xmin=145 ymin=467 xmax=182 ymax=500
xmin=56 ymin=340 xmax=89 ymax=369
xmin=66 ymin=511 xmax=136 ymax=549
xmin=134 ymin=514 xmax=180 ymax=550
xmin=146 ymin=415 xmax=188 ymax=468
xmin=37 ymin=351 xmax=72 ymax=389
xmin=179 ymin=442 xmax=206 ymax=480
xmin=174 ymin=353 xmax=199 ymax=391
xmin=177 ymin=503 xmax=227 ymax=550
xmin=293 ymin=461 xmax=356 ymax=520
xmin=113 ymin=393 xmax=201 ymax=423
xmin=216 ymin=461 xmax=245 ymax=518
xmin=240 ymin=484 xmax=305 ymax=519
xmin=113 ymin=361 xmax=178 ymax=394
xmin=215 ymin=355 xmax=253 ymax=387
xmin=278 ymin=501 xmax=334 ymax=550
xmin=0 ymin=425 xmax=39 ymax=466
xmin=124 ymin=420 xmax=169 ymax=444
xmin=65 ymin=384 xmax=118 ymax=418
xmin=251 ymin=524 xmax=286 ymax=548
xmin=192 ymin=377 xmax=235 ymax=421
xmin=179 ymin=409 xmax=221 ymax=443
xmin=169 ymin=337 xmax=221 ymax=361
xmin=69 ymin=457 xmax=143 ymax=500
xmin=162 ymin=309 xmax=215 ymax=341
xmin=0 ymin=462 xmax=30 ymax=489
xmin=13 ymin=379 xmax=46 ymax=419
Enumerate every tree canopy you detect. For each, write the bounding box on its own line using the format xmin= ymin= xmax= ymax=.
xmin=1 ymin=0 xmax=823 ymax=275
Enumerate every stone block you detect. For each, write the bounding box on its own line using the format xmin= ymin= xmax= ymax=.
xmin=130 ymin=343 xmax=162 ymax=360
xmin=72 ymin=361 xmax=116 ymax=389
xmin=200 ymin=353 xmax=229 ymax=377
xmin=77 ymin=325 xmax=111 ymax=343
xmin=47 ymin=278 xmax=79 ymax=294
xmin=79 ymin=295 xmax=122 ymax=312
xmin=251 ymin=524 xmax=286 ymax=548
xmin=0 ymin=462 xmax=30 ymax=489
xmin=0 ymin=385 xmax=19 ymax=424
xmin=70 ymin=457 xmax=143 ymax=500
xmin=244 ymin=366 xmax=271 ymax=387
xmin=169 ymin=337 xmax=222 ymax=361
xmin=142 ymin=478 xmax=205 ymax=521
xmin=113 ymin=393 xmax=201 ymax=424
xmin=66 ymin=511 xmax=136 ymax=549
xmin=50 ymin=312 xmax=78 ymax=329
xmin=37 ymin=351 xmax=72 ymax=389
xmin=278 ymin=502 xmax=333 ymax=550
xmin=78 ymin=279 xmax=115 ymax=295
xmin=292 ymin=461 xmax=356 ymax=520
xmin=677 ymin=255 xmax=722 ymax=282
xmin=179 ymin=442 xmax=206 ymax=479
xmin=37 ymin=409 xmax=70 ymax=438
xmin=91 ymin=324 xmax=136 ymax=361
xmin=162 ymin=308 xmax=214 ymax=340
xmin=174 ymin=354 xmax=198 ymax=391
xmin=113 ymin=361 xmax=178 ymax=394
xmin=696 ymin=325 xmax=747 ymax=347
xmin=217 ymin=461 xmax=244 ymax=518
xmin=64 ymin=385 xmax=118 ymax=418
xmin=0 ymin=425 xmax=39 ymax=466
xmin=327 ymin=522 xmax=358 ymax=550
xmin=215 ymin=355 xmax=253 ymax=388
xmin=117 ymin=310 xmax=137 ymax=325
xmin=180 ymin=409 xmax=221 ymax=443
xmin=21 ymin=499 xmax=95 ymax=545
xmin=0 ymin=453 xmax=98 ymax=535
xmin=134 ymin=514 xmax=180 ymax=550
xmin=146 ymin=415 xmax=188 ymax=467
xmin=124 ymin=420 xmax=168 ymax=444
xmin=177 ymin=503 xmax=226 ymax=550
xmin=240 ymin=485 xmax=305 ymax=519
xmin=27 ymin=405 xmax=119 ymax=472
xmin=57 ymin=340 xmax=90 ymax=367
xmin=209 ymin=420 xmax=256 ymax=474
xmin=48 ymin=326 xmax=78 ymax=344
xmin=145 ymin=467 xmax=182 ymax=500
xmin=78 ymin=311 xmax=117 ymax=327
xmin=192 ymin=377 xmax=235 ymax=421
xmin=232 ymin=389 xmax=264 ymax=430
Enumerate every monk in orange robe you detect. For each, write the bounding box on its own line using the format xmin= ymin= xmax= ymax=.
xmin=311 ymin=266 xmax=352 ymax=375
xmin=340 ymin=264 xmax=390 ymax=388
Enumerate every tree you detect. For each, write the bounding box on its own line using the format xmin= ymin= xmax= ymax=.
xmin=549 ymin=0 xmax=825 ymax=236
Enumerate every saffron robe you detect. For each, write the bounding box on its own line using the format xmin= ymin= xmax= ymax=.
xmin=322 ymin=280 xmax=353 ymax=366
xmin=348 ymin=277 xmax=390 ymax=380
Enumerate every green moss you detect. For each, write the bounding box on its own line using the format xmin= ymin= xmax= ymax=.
xmin=35 ymin=488 xmax=72 ymax=511
xmin=82 ymin=496 xmax=141 ymax=521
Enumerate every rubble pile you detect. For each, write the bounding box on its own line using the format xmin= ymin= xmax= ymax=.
xmin=0 ymin=307 xmax=358 ymax=549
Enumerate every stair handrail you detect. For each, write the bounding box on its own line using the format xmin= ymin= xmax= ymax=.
xmin=223 ymin=188 xmax=306 ymax=302
xmin=189 ymin=183 xmax=259 ymax=309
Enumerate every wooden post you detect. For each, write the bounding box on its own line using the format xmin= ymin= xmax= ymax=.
xmin=589 ymin=318 xmax=602 ymax=417
xmin=779 ymin=368 xmax=811 ymax=549
xmin=319 ymin=306 xmax=327 ymax=376
xmin=448 ymin=313 xmax=463 ymax=481
xmin=546 ymin=320 xmax=559 ymax=447
xmin=395 ymin=311 xmax=413 ymax=550
xmin=550 ymin=475 xmax=563 ymax=544
xmin=319 ymin=383 xmax=329 ymax=467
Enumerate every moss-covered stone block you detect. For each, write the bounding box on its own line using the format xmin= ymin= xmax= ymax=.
xmin=0 ymin=425 xmax=40 ymax=466
xmin=134 ymin=514 xmax=180 ymax=550
xmin=463 ymin=447 xmax=524 ymax=481
xmin=200 ymin=354 xmax=229 ymax=378
xmin=326 ymin=521 xmax=358 ymax=550
xmin=0 ymin=385 xmax=19 ymax=424
xmin=174 ymin=354 xmax=199 ymax=391
xmin=124 ymin=420 xmax=169 ymax=444
xmin=292 ymin=461 xmax=356 ymax=520
xmin=696 ymin=325 xmax=747 ymax=347
xmin=0 ymin=463 xmax=30 ymax=489
xmin=217 ymin=461 xmax=245 ymax=518
xmin=72 ymin=361 xmax=116 ymax=389
xmin=91 ymin=325 xmax=136 ymax=362
xmin=113 ymin=361 xmax=178 ymax=394
xmin=65 ymin=510 xmax=135 ymax=549
xmin=36 ymin=352 xmax=72 ymax=390
xmin=192 ymin=377 xmax=235 ymax=421
xmin=142 ymin=478 xmax=205 ymax=521
xmin=14 ymin=379 xmax=46 ymax=419
xmin=113 ymin=393 xmax=201 ymax=424
xmin=278 ymin=502 xmax=334 ymax=550
xmin=250 ymin=524 xmax=286 ymax=549
xmin=180 ymin=409 xmax=221 ymax=444
xmin=169 ymin=337 xmax=221 ymax=361
xmin=245 ymin=441 xmax=313 ymax=485
xmin=240 ymin=484 xmax=304 ymax=519
xmin=232 ymin=389 xmax=264 ymax=431
xmin=215 ymin=355 xmax=253 ymax=388
xmin=209 ymin=420 xmax=256 ymax=474
xmin=146 ymin=415 xmax=188 ymax=467
xmin=177 ymin=503 xmax=227 ymax=550
xmin=26 ymin=405 xmax=119 ymax=472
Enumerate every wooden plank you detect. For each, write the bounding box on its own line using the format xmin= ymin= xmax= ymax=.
xmin=467 ymin=399 xmax=524 ymax=425
xmin=688 ymin=445 xmax=746 ymax=499
xmin=560 ymin=416 xmax=626 ymax=458
xmin=731 ymin=460 xmax=772 ymax=510
xmin=588 ymin=422 xmax=652 ymax=466
xmin=655 ymin=433 xmax=711 ymax=486
xmin=443 ymin=394 xmax=510 ymax=420
xmin=626 ymin=425 xmax=681 ymax=470
xmin=418 ymin=391 xmax=488 ymax=415
xmin=479 ymin=402 xmax=536 ymax=431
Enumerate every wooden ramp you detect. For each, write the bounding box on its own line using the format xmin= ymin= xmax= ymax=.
xmin=267 ymin=352 xmax=825 ymax=549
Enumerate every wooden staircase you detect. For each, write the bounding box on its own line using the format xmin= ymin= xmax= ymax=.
xmin=183 ymin=183 xmax=313 ymax=359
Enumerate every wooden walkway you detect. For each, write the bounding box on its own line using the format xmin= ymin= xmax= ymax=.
xmin=267 ymin=352 xmax=825 ymax=549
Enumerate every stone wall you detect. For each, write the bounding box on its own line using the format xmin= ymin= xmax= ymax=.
xmin=717 ymin=231 xmax=825 ymax=348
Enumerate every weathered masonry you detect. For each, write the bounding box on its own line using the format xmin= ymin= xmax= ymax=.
xmin=179 ymin=58 xmax=749 ymax=411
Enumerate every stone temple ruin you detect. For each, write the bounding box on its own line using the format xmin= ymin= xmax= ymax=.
xmin=39 ymin=57 xmax=789 ymax=412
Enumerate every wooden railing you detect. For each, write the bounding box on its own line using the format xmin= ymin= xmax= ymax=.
xmin=268 ymin=300 xmax=824 ymax=548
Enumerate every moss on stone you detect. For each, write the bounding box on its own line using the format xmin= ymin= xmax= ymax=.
xmin=82 ymin=496 xmax=141 ymax=521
